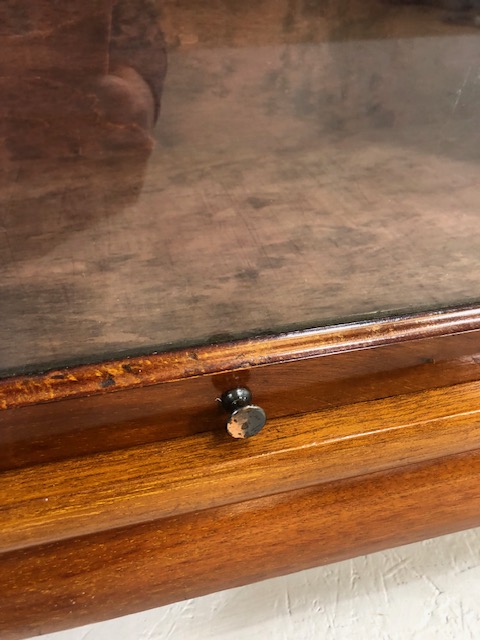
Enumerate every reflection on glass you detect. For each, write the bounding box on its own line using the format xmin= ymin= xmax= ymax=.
xmin=1 ymin=0 xmax=479 ymax=375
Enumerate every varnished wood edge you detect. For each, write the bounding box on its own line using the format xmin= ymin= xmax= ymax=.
xmin=2 ymin=449 xmax=480 ymax=639
xmin=2 ymin=381 xmax=480 ymax=552
xmin=2 ymin=305 xmax=480 ymax=409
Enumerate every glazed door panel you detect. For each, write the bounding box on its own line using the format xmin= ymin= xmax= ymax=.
xmin=1 ymin=0 xmax=479 ymax=375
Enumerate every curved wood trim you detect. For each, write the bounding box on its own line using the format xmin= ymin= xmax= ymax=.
xmin=2 ymin=448 xmax=480 ymax=639
xmin=2 ymin=305 xmax=480 ymax=410
xmin=2 ymin=381 xmax=480 ymax=553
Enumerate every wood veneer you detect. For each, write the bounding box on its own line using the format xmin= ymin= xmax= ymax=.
xmin=3 ymin=306 xmax=480 ymax=408
xmin=1 ymin=310 xmax=480 ymax=637
xmin=1 ymin=380 xmax=480 ymax=553
xmin=2 ymin=448 xmax=480 ymax=640
xmin=1 ymin=307 xmax=480 ymax=470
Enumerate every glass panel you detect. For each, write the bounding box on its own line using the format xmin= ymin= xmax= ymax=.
xmin=1 ymin=0 xmax=479 ymax=375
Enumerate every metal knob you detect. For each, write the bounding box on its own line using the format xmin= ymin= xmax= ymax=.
xmin=220 ymin=387 xmax=267 ymax=439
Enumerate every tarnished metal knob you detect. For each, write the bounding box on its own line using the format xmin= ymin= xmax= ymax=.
xmin=220 ymin=388 xmax=267 ymax=439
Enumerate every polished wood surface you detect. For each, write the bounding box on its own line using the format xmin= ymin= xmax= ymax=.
xmin=3 ymin=306 xmax=480 ymax=408
xmin=2 ymin=307 xmax=480 ymax=470
xmin=2 ymin=448 xmax=480 ymax=640
xmin=2 ymin=381 xmax=480 ymax=553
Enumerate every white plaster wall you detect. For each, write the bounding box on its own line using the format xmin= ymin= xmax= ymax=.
xmin=31 ymin=528 xmax=480 ymax=640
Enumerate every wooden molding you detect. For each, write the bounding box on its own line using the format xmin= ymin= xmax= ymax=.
xmin=2 ymin=381 xmax=480 ymax=553
xmin=2 ymin=305 xmax=480 ymax=471
xmin=2 ymin=305 xmax=480 ymax=410
xmin=1 ymin=308 xmax=480 ymax=638
xmin=2 ymin=448 xmax=480 ymax=639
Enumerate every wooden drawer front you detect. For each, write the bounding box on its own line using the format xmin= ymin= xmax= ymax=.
xmin=2 ymin=309 xmax=480 ymax=471
xmin=2 ymin=381 xmax=480 ymax=553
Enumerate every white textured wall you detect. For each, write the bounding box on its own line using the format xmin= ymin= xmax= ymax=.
xmin=31 ymin=528 xmax=480 ymax=640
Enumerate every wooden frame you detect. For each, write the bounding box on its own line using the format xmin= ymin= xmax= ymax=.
xmin=2 ymin=305 xmax=480 ymax=469
xmin=1 ymin=305 xmax=480 ymax=638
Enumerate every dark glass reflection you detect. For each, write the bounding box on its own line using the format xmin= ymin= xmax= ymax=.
xmin=1 ymin=0 xmax=479 ymax=375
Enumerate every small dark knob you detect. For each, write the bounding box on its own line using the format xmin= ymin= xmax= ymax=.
xmin=220 ymin=388 xmax=267 ymax=439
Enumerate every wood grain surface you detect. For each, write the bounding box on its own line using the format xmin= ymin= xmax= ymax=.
xmin=2 ymin=381 xmax=480 ymax=553
xmin=2 ymin=306 xmax=480 ymax=409
xmin=2 ymin=307 xmax=480 ymax=471
xmin=2 ymin=448 xmax=480 ymax=639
